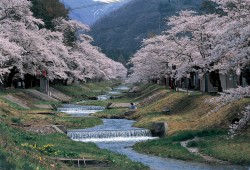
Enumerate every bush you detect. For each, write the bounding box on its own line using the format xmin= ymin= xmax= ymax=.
xmin=187 ymin=141 xmax=199 ymax=147
xmin=11 ymin=117 xmax=21 ymax=124
xmin=170 ymin=131 xmax=195 ymax=141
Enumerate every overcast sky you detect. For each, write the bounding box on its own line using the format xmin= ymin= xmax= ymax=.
xmin=94 ymin=0 xmax=121 ymax=3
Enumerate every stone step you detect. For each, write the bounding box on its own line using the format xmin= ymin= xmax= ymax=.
xmin=50 ymin=87 xmax=72 ymax=102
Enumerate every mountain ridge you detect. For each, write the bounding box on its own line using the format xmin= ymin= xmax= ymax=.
xmin=60 ymin=0 xmax=131 ymax=25
xmin=89 ymin=0 xmax=206 ymax=63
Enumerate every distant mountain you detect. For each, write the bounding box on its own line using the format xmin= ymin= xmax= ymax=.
xmin=60 ymin=0 xmax=131 ymax=25
xmin=89 ymin=0 xmax=206 ymax=64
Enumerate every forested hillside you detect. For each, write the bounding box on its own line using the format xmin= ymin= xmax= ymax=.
xmin=89 ymin=0 xmax=206 ymax=64
xmin=61 ymin=0 xmax=131 ymax=25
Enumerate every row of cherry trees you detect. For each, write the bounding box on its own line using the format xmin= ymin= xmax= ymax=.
xmin=129 ymin=0 xmax=249 ymax=83
xmin=128 ymin=0 xmax=249 ymax=135
xmin=0 ymin=0 xmax=127 ymax=85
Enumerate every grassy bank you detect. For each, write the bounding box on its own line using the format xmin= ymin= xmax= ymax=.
xmin=197 ymin=135 xmax=250 ymax=165
xmin=56 ymin=82 xmax=250 ymax=166
xmin=0 ymin=122 xmax=148 ymax=170
xmin=126 ymin=84 xmax=250 ymax=165
xmin=53 ymin=81 xmax=114 ymax=101
xmin=134 ymin=129 xmax=225 ymax=162
xmin=1 ymin=81 xmax=250 ymax=168
xmin=134 ymin=129 xmax=250 ymax=164
xmin=0 ymin=82 xmax=149 ymax=170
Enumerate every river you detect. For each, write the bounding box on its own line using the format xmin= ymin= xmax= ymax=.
xmin=67 ymin=119 xmax=249 ymax=170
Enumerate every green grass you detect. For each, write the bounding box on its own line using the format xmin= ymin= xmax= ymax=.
xmin=0 ymin=81 xmax=149 ymax=169
xmin=0 ymin=88 xmax=21 ymax=95
xmin=53 ymin=114 xmax=103 ymax=129
xmin=0 ymin=97 xmax=29 ymax=110
xmin=197 ymin=135 xmax=250 ymax=165
xmin=134 ymin=138 xmax=203 ymax=161
xmin=1 ymin=82 xmax=250 ymax=168
xmin=93 ymin=108 xmax=127 ymax=118
xmin=134 ymin=129 xmax=226 ymax=162
xmin=53 ymin=82 xmax=114 ymax=99
xmin=0 ymin=122 xmax=148 ymax=170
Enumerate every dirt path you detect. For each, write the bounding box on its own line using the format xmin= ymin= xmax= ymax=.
xmin=180 ymin=137 xmax=229 ymax=164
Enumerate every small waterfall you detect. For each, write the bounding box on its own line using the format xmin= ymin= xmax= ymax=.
xmin=57 ymin=106 xmax=105 ymax=112
xmin=114 ymin=85 xmax=130 ymax=91
xmin=57 ymin=105 xmax=105 ymax=116
xmin=97 ymin=95 xmax=111 ymax=101
xmin=67 ymin=129 xmax=156 ymax=142
xmin=108 ymin=91 xmax=121 ymax=95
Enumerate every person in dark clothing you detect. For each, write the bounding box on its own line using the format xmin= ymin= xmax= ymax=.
xmin=129 ymin=103 xmax=137 ymax=110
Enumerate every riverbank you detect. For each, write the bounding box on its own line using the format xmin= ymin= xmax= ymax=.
xmin=0 ymin=82 xmax=249 ymax=169
xmin=93 ymin=83 xmax=250 ymax=166
xmin=131 ymin=86 xmax=250 ymax=165
xmin=0 ymin=81 xmax=148 ymax=170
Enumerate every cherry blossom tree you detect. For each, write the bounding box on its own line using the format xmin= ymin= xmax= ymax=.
xmin=0 ymin=0 xmax=127 ymax=85
xmin=128 ymin=0 xmax=249 ymax=134
xmin=209 ymin=86 xmax=250 ymax=137
xmin=54 ymin=18 xmax=127 ymax=82
xmin=129 ymin=0 xmax=249 ymax=86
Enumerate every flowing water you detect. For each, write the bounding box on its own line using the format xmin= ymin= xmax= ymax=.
xmin=57 ymin=104 xmax=105 ymax=116
xmin=63 ymin=85 xmax=249 ymax=170
xmin=97 ymin=94 xmax=111 ymax=100
xmin=113 ymin=85 xmax=130 ymax=91
xmin=68 ymin=119 xmax=249 ymax=170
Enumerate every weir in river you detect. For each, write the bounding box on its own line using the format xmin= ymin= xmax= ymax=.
xmin=61 ymin=85 xmax=249 ymax=170
xmin=68 ymin=119 xmax=249 ymax=170
xmin=67 ymin=128 xmax=157 ymax=142
xmin=57 ymin=104 xmax=105 ymax=116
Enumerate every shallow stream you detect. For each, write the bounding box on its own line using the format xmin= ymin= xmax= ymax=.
xmin=68 ymin=119 xmax=249 ymax=170
xmin=63 ymin=84 xmax=249 ymax=170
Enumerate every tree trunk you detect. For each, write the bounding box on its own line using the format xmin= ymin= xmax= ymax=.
xmin=209 ymin=70 xmax=223 ymax=92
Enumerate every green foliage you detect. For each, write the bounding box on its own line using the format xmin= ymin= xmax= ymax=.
xmin=134 ymin=129 xmax=227 ymax=162
xmin=0 ymin=151 xmax=16 ymax=169
xmin=170 ymin=131 xmax=196 ymax=142
xmin=53 ymin=82 xmax=111 ymax=99
xmin=11 ymin=117 xmax=22 ymax=124
xmin=134 ymin=138 xmax=203 ymax=161
xmin=21 ymin=143 xmax=79 ymax=158
xmin=197 ymin=135 xmax=250 ymax=165
xmin=93 ymin=108 xmax=127 ymax=118
xmin=55 ymin=116 xmax=102 ymax=129
xmin=30 ymin=0 xmax=69 ymax=30
xmin=90 ymin=0 xmax=205 ymax=62
xmin=170 ymin=129 xmax=226 ymax=142
xmin=200 ymin=0 xmax=226 ymax=15
xmin=0 ymin=97 xmax=28 ymax=110
xmin=21 ymin=163 xmax=34 ymax=170
xmin=187 ymin=141 xmax=199 ymax=147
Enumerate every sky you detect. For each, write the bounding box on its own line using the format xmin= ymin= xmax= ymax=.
xmin=93 ymin=0 xmax=121 ymax=3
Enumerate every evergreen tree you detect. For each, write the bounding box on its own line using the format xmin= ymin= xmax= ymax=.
xmin=30 ymin=0 xmax=69 ymax=30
